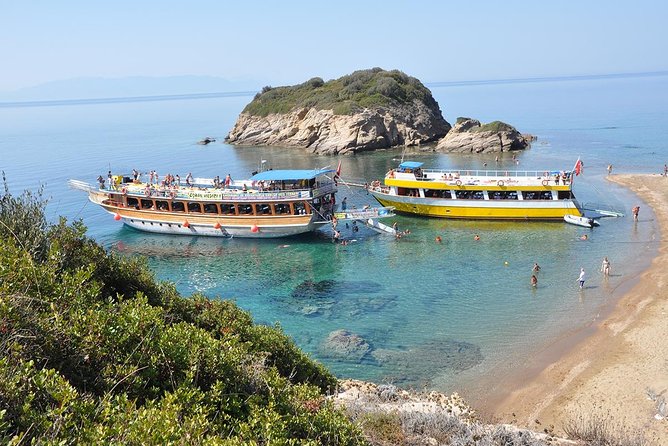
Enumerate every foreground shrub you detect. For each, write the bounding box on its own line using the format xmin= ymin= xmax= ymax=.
xmin=0 ymin=182 xmax=365 ymax=444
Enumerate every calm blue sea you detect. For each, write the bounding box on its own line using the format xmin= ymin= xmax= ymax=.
xmin=1 ymin=75 xmax=666 ymax=401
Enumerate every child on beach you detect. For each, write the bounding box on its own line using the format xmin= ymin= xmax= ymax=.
xmin=576 ymin=268 xmax=586 ymax=289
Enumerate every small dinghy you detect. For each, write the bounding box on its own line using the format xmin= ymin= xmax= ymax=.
xmin=564 ymin=214 xmax=600 ymax=228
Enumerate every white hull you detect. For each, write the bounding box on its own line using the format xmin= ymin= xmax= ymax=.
xmin=564 ymin=214 xmax=599 ymax=228
xmin=117 ymin=212 xmax=318 ymax=238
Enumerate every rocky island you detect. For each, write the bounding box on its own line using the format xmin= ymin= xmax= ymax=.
xmin=436 ymin=117 xmax=533 ymax=153
xmin=226 ymin=68 xmax=451 ymax=154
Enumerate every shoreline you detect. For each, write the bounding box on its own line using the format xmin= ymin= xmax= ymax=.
xmin=490 ymin=174 xmax=667 ymax=443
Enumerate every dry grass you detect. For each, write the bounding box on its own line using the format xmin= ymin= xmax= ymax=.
xmin=563 ymin=410 xmax=651 ymax=446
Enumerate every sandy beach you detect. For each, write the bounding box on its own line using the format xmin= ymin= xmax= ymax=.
xmin=494 ymin=174 xmax=668 ymax=443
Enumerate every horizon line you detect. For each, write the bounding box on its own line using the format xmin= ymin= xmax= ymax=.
xmin=1 ymin=70 xmax=666 ymax=109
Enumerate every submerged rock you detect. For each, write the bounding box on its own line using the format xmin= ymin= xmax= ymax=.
xmin=436 ymin=117 xmax=532 ymax=153
xmin=226 ymin=68 xmax=451 ymax=154
xmin=320 ymin=329 xmax=372 ymax=362
xmin=372 ymin=339 xmax=483 ymax=385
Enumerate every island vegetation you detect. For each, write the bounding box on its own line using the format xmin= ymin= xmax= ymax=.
xmin=244 ymin=68 xmax=439 ymax=117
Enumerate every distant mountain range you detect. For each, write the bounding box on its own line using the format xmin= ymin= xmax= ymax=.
xmin=0 ymin=75 xmax=265 ymax=101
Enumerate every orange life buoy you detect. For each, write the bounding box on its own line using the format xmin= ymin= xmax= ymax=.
xmin=121 ymin=187 xmax=127 ymax=195
xmin=497 ymin=180 xmax=505 ymax=187
xmin=542 ymin=179 xmax=549 ymax=186
xmin=455 ymin=180 xmax=462 ymax=186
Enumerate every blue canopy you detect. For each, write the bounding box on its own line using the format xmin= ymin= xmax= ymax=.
xmin=399 ymin=161 xmax=423 ymax=169
xmin=250 ymin=169 xmax=334 ymax=181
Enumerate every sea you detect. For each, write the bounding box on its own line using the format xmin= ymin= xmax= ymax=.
xmin=1 ymin=74 xmax=666 ymax=404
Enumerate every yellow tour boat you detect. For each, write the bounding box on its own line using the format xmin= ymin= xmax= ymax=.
xmin=367 ymin=160 xmax=584 ymax=220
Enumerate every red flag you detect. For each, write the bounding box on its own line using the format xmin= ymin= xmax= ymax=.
xmin=574 ymin=159 xmax=583 ymax=176
xmin=335 ymin=160 xmax=342 ymax=177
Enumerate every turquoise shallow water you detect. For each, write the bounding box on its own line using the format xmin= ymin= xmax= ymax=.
xmin=1 ymin=75 xmax=665 ymax=398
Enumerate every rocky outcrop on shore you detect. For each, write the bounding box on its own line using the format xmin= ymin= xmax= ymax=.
xmin=226 ymin=68 xmax=451 ymax=154
xmin=436 ymin=117 xmax=533 ymax=153
xmin=333 ymin=380 xmax=574 ymax=446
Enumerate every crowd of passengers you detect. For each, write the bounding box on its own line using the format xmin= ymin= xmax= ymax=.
xmin=99 ymin=169 xmax=321 ymax=195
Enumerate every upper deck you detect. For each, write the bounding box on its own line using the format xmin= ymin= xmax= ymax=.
xmin=384 ymin=162 xmax=575 ymax=190
xmin=99 ymin=168 xmax=337 ymax=202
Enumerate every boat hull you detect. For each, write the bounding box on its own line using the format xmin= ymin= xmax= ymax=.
xmin=370 ymin=192 xmax=581 ymax=220
xmin=99 ymin=203 xmax=318 ymax=238
xmin=564 ymin=214 xmax=599 ymax=228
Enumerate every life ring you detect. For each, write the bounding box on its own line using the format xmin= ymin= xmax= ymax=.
xmin=542 ymin=179 xmax=549 ymax=186
xmin=144 ymin=189 xmax=151 ymax=197
xmin=121 ymin=187 xmax=127 ymax=195
xmin=169 ymin=191 xmax=176 ymax=199
xmin=455 ymin=180 xmax=462 ymax=186
xmin=497 ymin=180 xmax=505 ymax=187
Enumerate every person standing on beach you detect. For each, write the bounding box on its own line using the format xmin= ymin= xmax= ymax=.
xmin=601 ymin=257 xmax=610 ymax=277
xmin=664 ymin=164 xmax=668 ymax=177
xmin=632 ymin=205 xmax=640 ymax=221
xmin=576 ymin=268 xmax=586 ymax=289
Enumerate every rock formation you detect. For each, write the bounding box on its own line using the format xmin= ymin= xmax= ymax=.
xmin=226 ymin=68 xmax=451 ymax=154
xmin=436 ymin=117 xmax=532 ymax=153
xmin=319 ymin=329 xmax=371 ymax=361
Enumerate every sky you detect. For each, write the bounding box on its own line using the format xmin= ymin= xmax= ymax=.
xmin=1 ymin=0 xmax=667 ymax=94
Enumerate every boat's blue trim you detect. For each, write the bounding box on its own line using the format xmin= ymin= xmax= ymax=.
xmin=250 ymin=169 xmax=335 ymax=181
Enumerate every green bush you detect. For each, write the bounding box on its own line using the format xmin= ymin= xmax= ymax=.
xmin=243 ymin=68 xmax=435 ymax=117
xmin=0 ymin=181 xmax=366 ymax=445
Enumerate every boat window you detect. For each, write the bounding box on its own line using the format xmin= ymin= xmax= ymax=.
xmin=220 ymin=204 xmax=236 ymax=215
xmin=522 ymin=191 xmax=540 ymax=200
xmin=255 ymin=204 xmax=272 ymax=215
xmin=275 ymin=203 xmax=291 ymax=215
xmin=398 ymin=188 xmax=419 ymax=197
xmin=424 ymin=189 xmax=448 ymax=198
xmin=188 ymin=202 xmax=202 ymax=213
xmin=471 ymin=191 xmax=485 ymax=200
xmin=557 ymin=191 xmax=573 ymax=199
xmin=203 ymin=203 xmax=219 ymax=214
xmin=294 ymin=202 xmax=307 ymax=215
xmin=155 ymin=200 xmax=169 ymax=211
xmin=238 ymin=204 xmax=253 ymax=215
xmin=172 ymin=201 xmax=185 ymax=212
xmin=141 ymin=199 xmax=154 ymax=210
xmin=540 ymin=191 xmax=553 ymax=200
xmin=493 ymin=191 xmax=518 ymax=200
xmin=455 ymin=190 xmax=472 ymax=199
xmin=127 ymin=197 xmax=139 ymax=208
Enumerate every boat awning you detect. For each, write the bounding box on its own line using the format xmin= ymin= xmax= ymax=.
xmin=399 ymin=161 xmax=423 ymax=169
xmin=250 ymin=169 xmax=335 ymax=181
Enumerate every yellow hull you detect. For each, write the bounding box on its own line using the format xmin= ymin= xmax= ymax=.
xmin=373 ymin=196 xmax=581 ymax=220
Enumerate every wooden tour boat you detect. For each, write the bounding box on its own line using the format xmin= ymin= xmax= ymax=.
xmin=70 ymin=168 xmax=394 ymax=238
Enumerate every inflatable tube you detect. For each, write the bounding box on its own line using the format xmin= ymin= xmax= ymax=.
xmin=497 ymin=180 xmax=505 ymax=187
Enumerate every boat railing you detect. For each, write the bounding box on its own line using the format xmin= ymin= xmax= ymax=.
xmin=420 ymin=168 xmax=565 ymax=178
xmin=99 ymin=184 xmax=333 ymax=201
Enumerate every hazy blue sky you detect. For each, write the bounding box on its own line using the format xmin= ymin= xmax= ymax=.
xmin=2 ymin=0 xmax=666 ymax=92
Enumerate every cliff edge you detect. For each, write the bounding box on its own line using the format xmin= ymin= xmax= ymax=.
xmin=226 ymin=68 xmax=451 ymax=154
